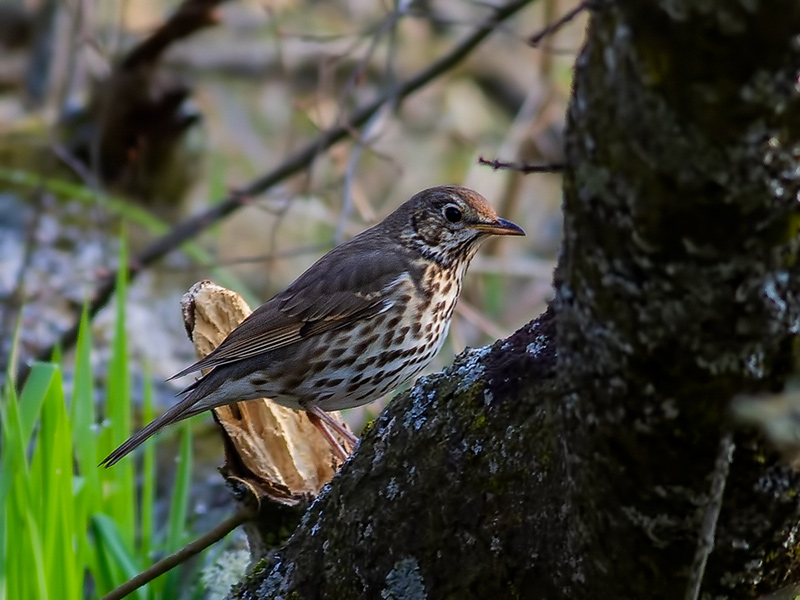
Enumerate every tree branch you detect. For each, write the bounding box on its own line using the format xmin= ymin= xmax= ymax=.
xmin=477 ymin=155 xmax=565 ymax=173
xmin=101 ymin=507 xmax=253 ymax=600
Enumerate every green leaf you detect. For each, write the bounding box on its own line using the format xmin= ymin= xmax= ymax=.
xmin=38 ymin=368 xmax=80 ymax=597
xmin=17 ymin=363 xmax=57 ymax=443
xmin=24 ymin=510 xmax=49 ymax=600
xmin=71 ymin=304 xmax=100 ymax=505
xmin=91 ymin=514 xmax=147 ymax=600
xmin=140 ymin=365 xmax=156 ymax=562
xmin=163 ymin=421 xmax=194 ymax=595
xmin=101 ymin=238 xmax=136 ymax=547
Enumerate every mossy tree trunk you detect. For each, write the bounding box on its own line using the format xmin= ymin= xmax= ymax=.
xmin=232 ymin=2 xmax=800 ymax=598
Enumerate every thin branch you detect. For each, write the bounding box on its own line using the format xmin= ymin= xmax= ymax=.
xmin=454 ymin=299 xmax=508 ymax=340
xmin=22 ymin=0 xmax=536 ymax=379
xmin=478 ymin=156 xmax=565 ymax=173
xmin=121 ymin=0 xmax=230 ymax=70
xmin=100 ymin=507 xmax=254 ymax=600
xmin=50 ymin=141 xmax=100 ymax=188
xmin=338 ymin=107 xmax=387 ymax=243
xmin=529 ymin=0 xmax=593 ymax=47
xmin=207 ymin=243 xmax=333 ymax=267
xmin=684 ymin=430 xmax=735 ymax=600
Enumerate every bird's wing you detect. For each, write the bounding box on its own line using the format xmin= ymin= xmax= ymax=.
xmin=171 ymin=242 xmax=417 ymax=379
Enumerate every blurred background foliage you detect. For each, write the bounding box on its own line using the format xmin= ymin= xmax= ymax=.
xmin=0 ymin=0 xmax=583 ymax=596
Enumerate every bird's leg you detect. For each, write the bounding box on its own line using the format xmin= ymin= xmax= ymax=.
xmin=306 ymin=410 xmax=350 ymax=462
xmin=306 ymin=404 xmax=359 ymax=456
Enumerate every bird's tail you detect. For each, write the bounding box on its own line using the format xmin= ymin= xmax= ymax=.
xmin=99 ymin=390 xmax=203 ymax=467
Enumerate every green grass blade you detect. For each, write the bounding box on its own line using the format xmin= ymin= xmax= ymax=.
xmin=163 ymin=421 xmax=194 ymax=596
xmin=167 ymin=421 xmax=193 ymax=552
xmin=2 ymin=368 xmax=51 ymax=600
xmin=91 ymin=514 xmax=147 ymax=600
xmin=24 ymin=510 xmax=49 ymax=600
xmin=29 ymin=365 xmax=81 ymax=598
xmin=0 ymin=509 xmax=6 ymax=600
xmin=140 ymin=368 xmax=156 ymax=564
xmin=71 ymin=304 xmax=100 ymax=501
xmin=0 ymin=249 xmax=225 ymax=600
xmin=0 ymin=384 xmax=24 ymax=528
xmin=68 ymin=306 xmax=101 ymax=594
xmin=0 ymin=383 xmax=22 ymax=600
xmin=12 ymin=361 xmax=59 ymax=590
xmin=0 ymin=364 xmax=56 ymax=526
xmin=17 ymin=362 xmax=57 ymax=443
xmin=100 ymin=239 xmax=136 ymax=547
xmin=31 ymin=367 xmax=68 ymax=596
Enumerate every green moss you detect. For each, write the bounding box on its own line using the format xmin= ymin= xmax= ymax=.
xmin=251 ymin=557 xmax=269 ymax=575
xmin=362 ymin=418 xmax=377 ymax=435
xmin=232 ymin=555 xmax=271 ymax=598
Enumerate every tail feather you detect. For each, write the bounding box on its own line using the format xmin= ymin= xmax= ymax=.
xmin=102 ymin=363 xmax=248 ymax=467
xmin=100 ymin=392 xmax=201 ymax=467
xmin=168 ymin=363 xmax=201 ymax=382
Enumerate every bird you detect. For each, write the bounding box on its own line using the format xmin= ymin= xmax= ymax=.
xmin=101 ymin=185 xmax=524 ymax=466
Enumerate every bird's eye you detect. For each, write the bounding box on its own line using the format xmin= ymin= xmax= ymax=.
xmin=444 ymin=206 xmax=462 ymax=223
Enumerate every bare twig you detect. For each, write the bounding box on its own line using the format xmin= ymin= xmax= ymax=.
xmin=684 ymin=430 xmax=735 ymax=600
xmin=21 ymin=0 xmax=536 ymax=380
xmin=478 ymin=156 xmax=565 ymax=173
xmin=334 ymin=4 xmax=406 ymax=240
xmin=121 ymin=0 xmax=230 ymax=70
xmin=50 ymin=141 xmax=100 ymax=188
xmin=529 ymin=0 xmax=593 ymax=47
xmin=454 ymin=299 xmax=508 ymax=340
xmin=100 ymin=507 xmax=254 ymax=600
xmin=205 ymin=243 xmax=332 ymax=268
xmin=338 ymin=107 xmax=388 ymax=243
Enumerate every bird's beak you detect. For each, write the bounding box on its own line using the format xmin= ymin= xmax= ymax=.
xmin=471 ymin=217 xmax=525 ymax=236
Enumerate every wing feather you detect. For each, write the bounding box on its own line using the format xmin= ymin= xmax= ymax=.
xmin=171 ymin=238 xmax=417 ymax=381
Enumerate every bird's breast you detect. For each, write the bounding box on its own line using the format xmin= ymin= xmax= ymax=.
xmin=262 ymin=264 xmax=463 ymax=411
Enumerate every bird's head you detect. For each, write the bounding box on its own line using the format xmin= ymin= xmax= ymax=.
xmin=391 ymin=185 xmax=525 ymax=268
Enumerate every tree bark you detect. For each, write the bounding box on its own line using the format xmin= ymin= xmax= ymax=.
xmin=231 ymin=2 xmax=800 ymax=598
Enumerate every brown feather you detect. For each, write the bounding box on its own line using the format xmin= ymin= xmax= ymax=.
xmin=99 ymin=393 xmax=202 ymax=466
xmin=170 ymin=236 xmax=417 ymax=380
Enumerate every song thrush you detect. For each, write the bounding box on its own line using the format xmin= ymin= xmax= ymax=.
xmin=101 ymin=185 xmax=524 ymax=466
